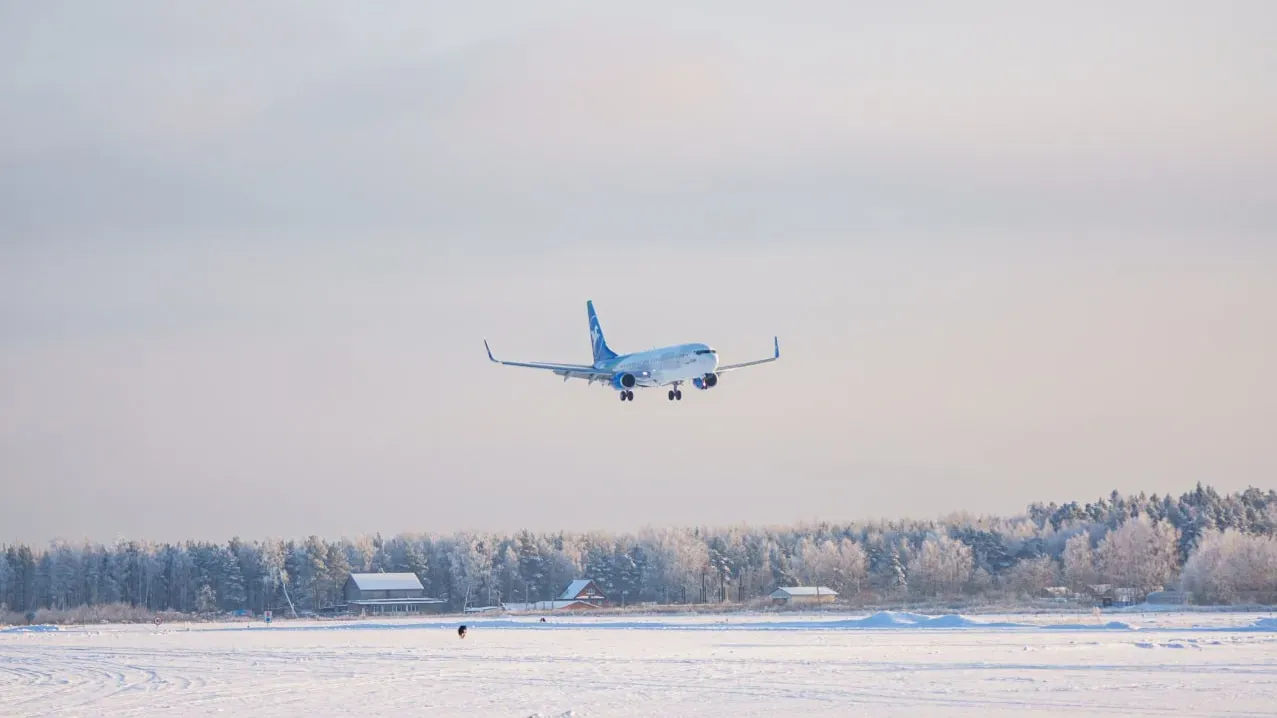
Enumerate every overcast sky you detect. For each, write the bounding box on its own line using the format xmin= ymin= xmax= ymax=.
xmin=2 ymin=2 xmax=1275 ymax=545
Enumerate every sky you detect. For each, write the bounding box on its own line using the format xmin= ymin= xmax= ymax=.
xmin=2 ymin=1 xmax=1275 ymax=545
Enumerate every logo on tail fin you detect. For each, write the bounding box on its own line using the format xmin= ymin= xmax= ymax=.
xmin=587 ymin=300 xmax=617 ymax=366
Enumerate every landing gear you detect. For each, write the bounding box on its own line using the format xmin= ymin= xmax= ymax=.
xmin=667 ymin=386 xmax=683 ymax=401
xmin=619 ymin=390 xmax=634 ymax=402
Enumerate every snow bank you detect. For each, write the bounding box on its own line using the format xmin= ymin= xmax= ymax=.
xmin=822 ymin=611 xmax=1021 ymax=629
xmin=853 ymin=611 xmax=938 ymax=627
xmin=1041 ymin=621 xmax=1136 ymax=630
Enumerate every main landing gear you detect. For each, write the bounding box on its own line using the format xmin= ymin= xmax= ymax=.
xmin=667 ymin=384 xmax=683 ymax=401
xmin=619 ymin=390 xmax=634 ymax=401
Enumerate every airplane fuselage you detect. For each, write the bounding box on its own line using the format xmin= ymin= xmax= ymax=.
xmin=597 ymin=343 xmax=719 ymax=388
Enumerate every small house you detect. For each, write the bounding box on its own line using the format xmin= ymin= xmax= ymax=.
xmin=558 ymin=579 xmax=607 ymax=604
xmin=502 ymin=600 xmax=599 ymax=612
xmin=342 ymin=572 xmax=446 ymax=614
xmin=501 ymin=579 xmax=608 ymax=613
xmin=770 ymin=586 xmax=838 ymax=606
xmin=1145 ymin=590 xmax=1188 ymax=605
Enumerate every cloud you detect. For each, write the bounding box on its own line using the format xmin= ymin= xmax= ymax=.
xmin=3 ymin=2 xmax=1274 ymax=235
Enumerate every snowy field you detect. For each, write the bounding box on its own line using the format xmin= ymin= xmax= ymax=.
xmin=3 ymin=611 xmax=1277 ymax=717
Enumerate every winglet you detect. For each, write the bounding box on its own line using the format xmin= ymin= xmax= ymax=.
xmin=774 ymin=336 xmax=780 ymax=359
xmin=484 ymin=339 xmax=497 ymax=363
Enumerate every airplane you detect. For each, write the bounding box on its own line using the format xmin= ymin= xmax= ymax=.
xmin=484 ymin=300 xmax=779 ymax=402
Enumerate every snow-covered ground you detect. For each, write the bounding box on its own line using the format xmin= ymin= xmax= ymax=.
xmin=3 ymin=610 xmax=1276 ymax=717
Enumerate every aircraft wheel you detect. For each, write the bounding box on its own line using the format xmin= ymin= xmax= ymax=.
xmin=675 ymin=390 xmax=683 ymax=400
xmin=668 ymin=390 xmax=675 ymax=401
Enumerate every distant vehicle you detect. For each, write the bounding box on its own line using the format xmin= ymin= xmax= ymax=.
xmin=485 ymin=300 xmax=779 ymax=402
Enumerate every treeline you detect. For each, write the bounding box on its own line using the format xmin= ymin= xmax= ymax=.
xmin=3 ymin=483 xmax=1276 ymax=618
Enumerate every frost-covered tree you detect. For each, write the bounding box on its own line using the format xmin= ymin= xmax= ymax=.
xmin=195 ymin=584 xmax=217 ymax=613
xmin=889 ymin=550 xmax=908 ymax=596
xmin=1003 ymin=555 xmax=1058 ymax=598
xmin=6 ymin=545 xmax=37 ymax=611
xmin=447 ymin=535 xmax=496 ymax=609
xmin=796 ymin=538 xmax=867 ymax=595
xmin=345 ymin=535 xmax=377 ymax=574
xmin=494 ymin=543 xmax=521 ymax=604
xmin=215 ymin=546 xmax=247 ymax=610
xmin=301 ymin=536 xmax=330 ymax=609
xmin=515 ymin=531 xmax=547 ymax=601
xmin=1180 ymin=529 xmax=1277 ymax=605
xmin=544 ymin=539 xmax=582 ymax=602
xmin=256 ymin=540 xmax=288 ymax=612
xmin=642 ymin=528 xmax=707 ymax=604
xmin=324 ymin=543 xmax=350 ymax=608
xmin=907 ymin=534 xmax=973 ymax=598
xmin=1096 ymin=515 xmax=1180 ymax=593
xmin=403 ymin=541 xmax=430 ymax=588
xmin=0 ymin=552 xmax=11 ymax=611
xmin=707 ymin=536 xmax=733 ymax=602
xmin=45 ymin=541 xmax=82 ymax=610
xmin=2 ymin=484 xmax=1273 ymax=617
xmin=1061 ymin=532 xmax=1097 ymax=591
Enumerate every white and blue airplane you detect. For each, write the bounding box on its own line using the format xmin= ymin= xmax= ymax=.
xmin=484 ymin=301 xmax=779 ymax=402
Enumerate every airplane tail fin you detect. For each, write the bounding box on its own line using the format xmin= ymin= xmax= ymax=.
xmin=587 ymin=300 xmax=618 ymax=365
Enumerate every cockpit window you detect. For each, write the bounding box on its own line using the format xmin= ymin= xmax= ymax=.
xmin=695 ymin=349 xmax=717 ymax=355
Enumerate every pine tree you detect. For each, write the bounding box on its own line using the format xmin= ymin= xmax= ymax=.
xmin=402 ymin=542 xmax=429 ymax=590
xmin=324 ymin=543 xmax=350 ymax=608
xmin=890 ymin=551 xmax=908 ymax=596
xmin=216 ymin=546 xmax=247 ymax=610
xmin=301 ymin=536 xmax=329 ymax=609
xmin=195 ymin=584 xmax=217 ymax=613
xmin=0 ymin=551 xmax=12 ymax=611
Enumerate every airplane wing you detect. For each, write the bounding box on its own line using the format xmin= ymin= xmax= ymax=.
xmin=484 ymin=340 xmax=614 ymax=381
xmin=716 ymin=336 xmax=780 ymax=373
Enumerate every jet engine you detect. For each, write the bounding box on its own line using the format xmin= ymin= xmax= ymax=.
xmin=611 ymin=373 xmax=637 ymax=390
xmin=693 ymin=373 xmax=719 ymax=390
